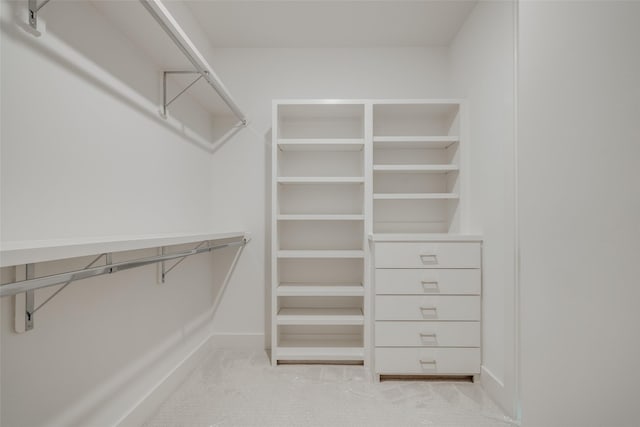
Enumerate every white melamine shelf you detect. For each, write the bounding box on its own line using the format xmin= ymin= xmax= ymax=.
xmin=277 ymin=344 xmax=364 ymax=361
xmin=277 ymin=250 xmax=365 ymax=259
xmin=278 ymin=138 xmax=365 ymax=151
xmin=373 ymin=165 xmax=459 ymax=173
xmin=373 ymin=136 xmax=459 ymax=149
xmin=373 ymin=193 xmax=459 ymax=200
xmin=277 ymin=214 xmax=365 ymax=221
xmin=277 ymin=177 xmax=364 ymax=184
xmin=277 ymin=308 xmax=364 ymax=325
xmin=368 ymin=234 xmax=482 ymax=242
xmin=0 ymin=231 xmax=249 ymax=268
xmin=277 ymin=283 xmax=364 ymax=296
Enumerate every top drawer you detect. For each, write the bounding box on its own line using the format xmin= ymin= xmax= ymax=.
xmin=375 ymin=242 xmax=480 ymax=269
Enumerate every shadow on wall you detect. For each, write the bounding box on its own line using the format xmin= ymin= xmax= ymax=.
xmin=1 ymin=0 xmax=234 ymax=152
xmin=0 ymin=240 xmax=246 ymax=426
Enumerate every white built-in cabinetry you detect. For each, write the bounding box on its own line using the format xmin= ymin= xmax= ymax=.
xmin=271 ymin=102 xmax=368 ymax=365
xmin=371 ymin=235 xmax=482 ymax=378
xmin=271 ymin=100 xmax=481 ymax=378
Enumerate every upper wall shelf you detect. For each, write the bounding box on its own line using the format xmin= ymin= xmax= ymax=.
xmin=0 ymin=231 xmax=249 ymax=268
xmin=26 ymin=0 xmax=248 ymax=147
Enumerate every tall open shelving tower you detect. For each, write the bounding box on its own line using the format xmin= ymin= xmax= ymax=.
xmin=271 ymin=101 xmax=370 ymax=365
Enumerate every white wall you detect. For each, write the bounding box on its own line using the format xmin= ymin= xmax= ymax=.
xmin=197 ymin=47 xmax=453 ymax=344
xmin=449 ymin=1 xmax=516 ymax=415
xmin=518 ymin=1 xmax=640 ymax=426
xmin=0 ymin=1 xmax=242 ymax=425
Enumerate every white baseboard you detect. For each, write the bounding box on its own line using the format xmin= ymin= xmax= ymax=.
xmin=115 ymin=333 xmax=264 ymax=426
xmin=117 ymin=335 xmax=214 ymax=427
xmin=209 ymin=332 xmax=265 ymax=349
xmin=480 ymin=365 xmax=513 ymax=418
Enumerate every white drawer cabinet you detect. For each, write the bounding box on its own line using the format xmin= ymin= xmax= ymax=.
xmin=372 ymin=238 xmax=482 ymax=379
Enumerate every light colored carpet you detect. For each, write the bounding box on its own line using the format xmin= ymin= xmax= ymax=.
xmin=144 ymin=350 xmax=515 ymax=427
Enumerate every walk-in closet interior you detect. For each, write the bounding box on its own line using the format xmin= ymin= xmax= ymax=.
xmin=1 ymin=1 xmax=639 ymax=426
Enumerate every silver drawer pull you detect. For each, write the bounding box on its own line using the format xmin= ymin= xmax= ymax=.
xmin=420 ymin=306 xmax=437 ymax=318
xmin=419 ymin=359 xmax=437 ymax=365
xmin=419 ymin=254 xmax=438 ymax=265
xmin=421 ymin=280 xmax=439 ymax=291
xmin=419 ymin=333 xmax=437 ymax=338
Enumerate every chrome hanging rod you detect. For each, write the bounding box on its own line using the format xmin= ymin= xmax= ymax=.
xmin=139 ymin=0 xmax=248 ymax=126
xmin=0 ymin=238 xmax=247 ymax=298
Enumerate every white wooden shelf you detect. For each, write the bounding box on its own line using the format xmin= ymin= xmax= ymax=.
xmin=277 ymin=250 xmax=365 ymax=259
xmin=278 ymin=138 xmax=364 ymax=151
xmin=369 ymin=234 xmax=482 ymax=242
xmin=277 ymin=283 xmax=364 ymax=296
xmin=277 ymin=308 xmax=364 ymax=325
xmin=0 ymin=231 xmax=249 ymax=268
xmin=373 ymin=193 xmax=459 ymax=200
xmin=373 ymin=165 xmax=459 ymax=173
xmin=277 ymin=214 xmax=365 ymax=221
xmin=277 ymin=344 xmax=364 ymax=361
xmin=277 ymin=177 xmax=364 ymax=184
xmin=373 ymin=136 xmax=459 ymax=149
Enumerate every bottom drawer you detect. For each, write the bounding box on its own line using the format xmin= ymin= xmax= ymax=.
xmin=375 ymin=347 xmax=480 ymax=375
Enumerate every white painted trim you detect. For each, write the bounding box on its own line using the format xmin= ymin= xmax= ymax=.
xmin=210 ymin=333 xmax=265 ymax=349
xmin=45 ymin=308 xmax=214 ymax=427
xmin=117 ymin=334 xmax=214 ymax=427
xmin=513 ymin=0 xmax=522 ymax=423
xmin=480 ymin=366 xmax=510 ymax=417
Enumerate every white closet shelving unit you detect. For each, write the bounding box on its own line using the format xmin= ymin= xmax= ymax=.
xmin=369 ymin=100 xmax=481 ymax=380
xmin=271 ymin=99 xmax=478 ymax=378
xmin=372 ymin=101 xmax=464 ymax=233
xmin=271 ymin=101 xmax=369 ymax=365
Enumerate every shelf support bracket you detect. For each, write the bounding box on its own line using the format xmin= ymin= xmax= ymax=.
xmin=23 ymin=253 xmax=109 ymax=331
xmin=24 ymin=264 xmax=35 ymax=331
xmin=28 ymin=0 xmax=51 ymax=30
xmin=161 ymin=240 xmax=208 ymax=283
xmin=162 ymin=71 xmax=205 ymax=117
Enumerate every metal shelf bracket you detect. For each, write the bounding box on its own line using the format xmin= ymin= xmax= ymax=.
xmin=162 ymin=71 xmax=205 ymax=118
xmin=24 ymin=253 xmax=111 ymax=330
xmin=160 ymin=240 xmax=207 ymax=283
xmin=28 ymin=0 xmax=51 ymax=30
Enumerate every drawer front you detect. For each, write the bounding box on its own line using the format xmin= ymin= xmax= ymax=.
xmin=375 ymin=269 xmax=480 ymax=295
xmin=375 ymin=295 xmax=480 ymax=321
xmin=375 ymin=347 xmax=480 ymax=375
xmin=375 ymin=321 xmax=480 ymax=347
xmin=375 ymin=242 xmax=480 ymax=268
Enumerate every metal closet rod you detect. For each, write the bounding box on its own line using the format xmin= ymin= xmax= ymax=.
xmin=28 ymin=0 xmax=247 ymax=126
xmin=139 ymin=0 xmax=248 ymax=126
xmin=0 ymin=238 xmax=247 ymax=298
